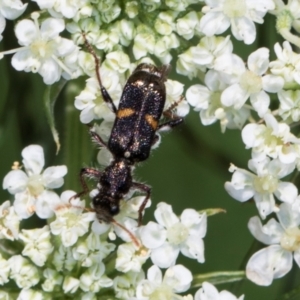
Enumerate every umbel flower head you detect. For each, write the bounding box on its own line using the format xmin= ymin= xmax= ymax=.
xmin=3 ymin=145 xmax=67 ymax=219
xmin=1 ymin=144 xmax=210 ymax=299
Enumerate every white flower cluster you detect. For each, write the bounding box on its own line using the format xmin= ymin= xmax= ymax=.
xmin=201 ymin=0 xmax=300 ymax=289
xmin=3 ymin=0 xmax=300 ymax=297
xmin=0 ymin=144 xmax=214 ymax=299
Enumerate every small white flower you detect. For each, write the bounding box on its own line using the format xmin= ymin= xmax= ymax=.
xmin=154 ymin=34 xmax=179 ymax=64
xmin=0 ymin=200 xmax=20 ymax=240
xmin=190 ymin=35 xmax=233 ymax=71
xmin=116 ymin=242 xmax=150 ymax=273
xmin=176 ymin=11 xmax=198 ymax=40
xmin=269 ymin=41 xmax=300 ymax=85
xmin=125 ymin=1 xmax=138 ymax=18
xmin=79 ymin=262 xmax=113 ymax=293
xmin=42 ymin=268 xmax=63 ymax=292
xmin=114 ymin=271 xmax=145 ymax=300
xmin=52 ymin=244 xmax=76 ymax=272
xmin=9 ymin=255 xmax=39 ymax=289
xmin=278 ymin=89 xmax=300 ymax=122
xmin=195 ymin=281 xmax=244 ymax=300
xmin=140 ymin=202 xmax=206 ymax=268
xmin=32 ymin=0 xmax=88 ymax=19
xmin=154 ymin=11 xmax=177 ymax=36
xmin=242 ymin=113 xmax=300 ymax=163
xmin=187 ymin=70 xmax=250 ymax=132
xmin=17 ymin=289 xmax=44 ymax=300
xmin=72 ymin=232 xmax=115 ymax=267
xmin=225 ymin=158 xmax=297 ymax=219
xmin=62 ymin=276 xmax=80 ymax=294
xmin=101 ymin=4 xmax=121 ymax=24
xmin=176 ymin=48 xmax=199 ymax=79
xmin=0 ymin=254 xmax=9 ymax=285
xmin=165 ymin=79 xmax=190 ymax=117
xmin=217 ymin=49 xmax=284 ymax=116
xmin=136 ymin=264 xmax=192 ymax=299
xmin=50 ymin=191 xmax=95 ymax=247
xmin=200 ymin=0 xmax=275 ymax=44
xmin=246 ymin=201 xmax=300 ymax=285
xmin=94 ymin=30 xmax=119 ymax=52
xmin=165 ymin=0 xmax=191 ymax=11
xmin=74 ymin=68 xmax=122 ymax=123
xmin=117 ymin=19 xmax=135 ymax=46
xmin=4 ymin=15 xmax=80 ymax=84
xmin=3 ymin=145 xmax=67 ymax=219
xmin=132 ymin=29 xmax=155 ymax=59
xmin=102 ymin=51 xmax=131 ymax=74
xmin=19 ymin=225 xmax=53 ymax=267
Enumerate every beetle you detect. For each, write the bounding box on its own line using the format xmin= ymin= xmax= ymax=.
xmin=73 ymin=38 xmax=183 ymax=226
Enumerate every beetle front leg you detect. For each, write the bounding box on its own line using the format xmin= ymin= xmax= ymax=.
xmin=131 ymin=182 xmax=151 ymax=226
xmin=82 ymin=32 xmax=117 ymax=114
xmin=69 ymin=167 xmax=102 ymax=202
xmin=89 ymin=128 xmax=108 ymax=148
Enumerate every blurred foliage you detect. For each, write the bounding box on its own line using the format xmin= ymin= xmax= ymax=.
xmin=0 ymin=12 xmax=297 ymax=299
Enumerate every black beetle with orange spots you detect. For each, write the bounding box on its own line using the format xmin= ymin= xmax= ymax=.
xmin=72 ymin=41 xmax=183 ymax=226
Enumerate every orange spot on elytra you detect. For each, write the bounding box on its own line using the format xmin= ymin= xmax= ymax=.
xmin=117 ymin=108 xmax=135 ymax=118
xmin=145 ymin=114 xmax=158 ymax=130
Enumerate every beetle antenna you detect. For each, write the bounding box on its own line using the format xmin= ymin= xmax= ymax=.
xmin=111 ymin=219 xmax=140 ymax=248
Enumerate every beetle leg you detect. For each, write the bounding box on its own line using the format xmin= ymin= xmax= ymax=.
xmin=131 ymin=182 xmax=151 ymax=226
xmin=69 ymin=167 xmax=102 ymax=202
xmin=82 ymin=32 xmax=117 ymax=114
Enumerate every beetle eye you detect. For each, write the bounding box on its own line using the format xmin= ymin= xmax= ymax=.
xmin=110 ymin=205 xmax=119 ymax=215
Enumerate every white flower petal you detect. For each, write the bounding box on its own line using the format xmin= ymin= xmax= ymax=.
xmin=221 ymin=84 xmax=248 ymax=108
xmin=276 ymin=202 xmax=300 ymax=229
xmin=241 ymin=123 xmax=261 ymax=148
xmin=56 ymin=38 xmax=76 ymax=56
xmin=40 ymin=18 xmax=64 ymax=39
xmin=275 ymin=182 xmax=298 ymax=203
xmin=200 ymin=12 xmax=230 ymax=36
xmin=247 ymin=48 xmax=269 ymax=75
xmin=154 ymin=202 xmax=179 ymax=228
xmin=163 ymin=264 xmax=192 ymax=293
xmin=224 ymin=180 xmax=254 ymax=202
xmin=253 ymin=193 xmax=276 ymax=219
xmin=22 ymin=145 xmax=44 ymax=175
xmin=248 ymin=216 xmax=282 ymax=245
xmin=39 ymin=59 xmax=61 ymax=85
xmin=250 ymin=91 xmax=270 ymax=117
xmin=11 ymin=49 xmax=33 ymax=71
xmin=140 ymin=221 xmax=166 ymax=249
xmin=15 ymin=19 xmax=37 ymax=45
xmin=1 ymin=1 xmax=27 ymax=20
xmin=181 ymin=235 xmax=205 ymax=263
xmin=42 ymin=166 xmax=67 ymax=189
xmin=150 ymin=243 xmax=179 ymax=268
xmin=194 ymin=282 xmax=219 ymax=300
xmin=13 ymin=192 xmax=35 ymax=219
xmin=246 ymin=245 xmax=292 ymax=286
xmin=231 ymin=17 xmax=256 ymax=45
xmin=262 ymin=74 xmax=284 ymax=93
xmin=3 ymin=170 xmax=28 ymax=194
xmin=186 ymin=84 xmax=210 ymax=110
xmin=147 ymin=265 xmax=162 ymax=284
xmin=35 ymin=190 xmax=61 ymax=219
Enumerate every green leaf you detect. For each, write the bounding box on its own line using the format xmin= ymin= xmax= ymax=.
xmin=43 ymin=78 xmax=67 ymax=154
xmin=192 ymin=271 xmax=246 ymax=288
